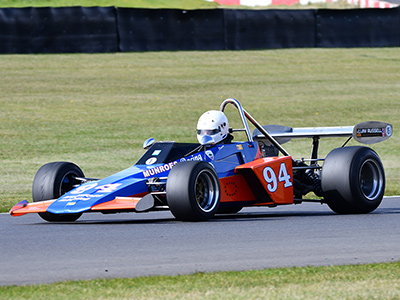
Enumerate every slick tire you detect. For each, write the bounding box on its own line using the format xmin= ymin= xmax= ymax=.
xmin=32 ymin=162 xmax=84 ymax=222
xmin=166 ymin=161 xmax=220 ymax=221
xmin=321 ymin=146 xmax=385 ymax=214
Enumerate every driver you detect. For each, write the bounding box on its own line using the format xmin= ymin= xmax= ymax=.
xmin=196 ymin=110 xmax=233 ymax=145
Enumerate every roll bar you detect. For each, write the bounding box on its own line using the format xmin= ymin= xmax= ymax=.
xmin=219 ymin=98 xmax=290 ymax=157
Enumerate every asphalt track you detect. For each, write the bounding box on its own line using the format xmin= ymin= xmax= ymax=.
xmin=1 ymin=196 xmax=400 ymax=286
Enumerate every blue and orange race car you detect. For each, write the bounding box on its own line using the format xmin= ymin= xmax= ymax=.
xmin=10 ymin=99 xmax=393 ymax=222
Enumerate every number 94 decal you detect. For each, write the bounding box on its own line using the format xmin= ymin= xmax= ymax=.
xmin=263 ymin=162 xmax=292 ymax=193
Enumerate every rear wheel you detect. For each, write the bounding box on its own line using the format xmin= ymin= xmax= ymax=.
xmin=321 ymin=146 xmax=385 ymax=214
xmin=166 ymin=161 xmax=220 ymax=221
xmin=32 ymin=162 xmax=84 ymax=222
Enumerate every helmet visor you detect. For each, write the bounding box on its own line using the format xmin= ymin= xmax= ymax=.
xmin=197 ymin=129 xmax=220 ymax=136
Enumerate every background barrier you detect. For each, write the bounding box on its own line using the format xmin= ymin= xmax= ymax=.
xmin=0 ymin=6 xmax=117 ymax=53
xmin=316 ymin=8 xmax=400 ymax=47
xmin=224 ymin=9 xmax=316 ymax=49
xmin=0 ymin=6 xmax=399 ymax=53
xmin=118 ymin=8 xmax=225 ymax=51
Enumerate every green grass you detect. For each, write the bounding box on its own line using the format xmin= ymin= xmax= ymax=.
xmin=1 ymin=49 xmax=399 ymax=213
xmin=1 ymin=262 xmax=400 ymax=298
xmin=0 ymin=0 xmax=219 ymax=9
xmin=0 ymin=0 xmax=358 ymax=9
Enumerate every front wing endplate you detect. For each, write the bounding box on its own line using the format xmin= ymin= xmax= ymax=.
xmin=10 ymin=199 xmax=55 ymax=217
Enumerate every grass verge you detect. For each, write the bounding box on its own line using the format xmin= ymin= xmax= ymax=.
xmin=1 ymin=262 xmax=400 ymax=299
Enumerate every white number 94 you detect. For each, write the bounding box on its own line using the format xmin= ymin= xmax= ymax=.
xmin=263 ymin=163 xmax=292 ymax=193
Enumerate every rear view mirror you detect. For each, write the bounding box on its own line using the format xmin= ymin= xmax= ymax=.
xmin=143 ymin=138 xmax=155 ymax=149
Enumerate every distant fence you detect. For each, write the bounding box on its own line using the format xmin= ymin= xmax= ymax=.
xmin=0 ymin=6 xmax=399 ymax=53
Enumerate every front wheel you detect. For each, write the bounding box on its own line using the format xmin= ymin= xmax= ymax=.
xmin=166 ymin=161 xmax=220 ymax=221
xmin=321 ymin=146 xmax=385 ymax=214
xmin=32 ymin=162 xmax=84 ymax=222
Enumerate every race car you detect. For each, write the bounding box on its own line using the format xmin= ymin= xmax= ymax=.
xmin=10 ymin=98 xmax=393 ymax=222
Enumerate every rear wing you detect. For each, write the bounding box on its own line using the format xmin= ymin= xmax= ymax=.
xmin=253 ymin=121 xmax=393 ymax=145
xmin=219 ymin=98 xmax=392 ymax=158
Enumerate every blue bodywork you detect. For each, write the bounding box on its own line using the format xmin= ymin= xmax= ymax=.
xmin=46 ymin=141 xmax=259 ymax=214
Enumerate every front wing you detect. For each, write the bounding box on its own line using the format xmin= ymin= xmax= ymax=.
xmin=10 ymin=196 xmax=149 ymax=217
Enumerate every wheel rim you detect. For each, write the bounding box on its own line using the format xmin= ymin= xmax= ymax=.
xmin=194 ymin=169 xmax=219 ymax=213
xmin=359 ymin=159 xmax=383 ymax=201
xmin=59 ymin=171 xmax=81 ymax=196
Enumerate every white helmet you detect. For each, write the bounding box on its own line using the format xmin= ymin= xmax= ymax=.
xmin=197 ymin=110 xmax=229 ymax=144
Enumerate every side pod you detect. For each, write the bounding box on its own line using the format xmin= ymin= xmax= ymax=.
xmin=235 ymin=156 xmax=294 ymax=205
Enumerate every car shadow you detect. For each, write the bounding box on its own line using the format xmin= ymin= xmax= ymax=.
xmin=24 ymin=197 xmax=400 ymax=225
xmin=31 ymin=209 xmax=338 ymax=225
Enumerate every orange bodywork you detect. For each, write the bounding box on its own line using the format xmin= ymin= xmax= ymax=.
xmin=219 ymin=174 xmax=257 ymax=203
xmin=235 ymin=156 xmax=294 ymax=205
xmin=91 ymin=197 xmax=141 ymax=211
xmin=10 ymin=199 xmax=55 ymax=217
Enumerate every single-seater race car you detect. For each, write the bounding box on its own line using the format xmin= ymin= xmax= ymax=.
xmin=10 ymin=99 xmax=393 ymax=222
